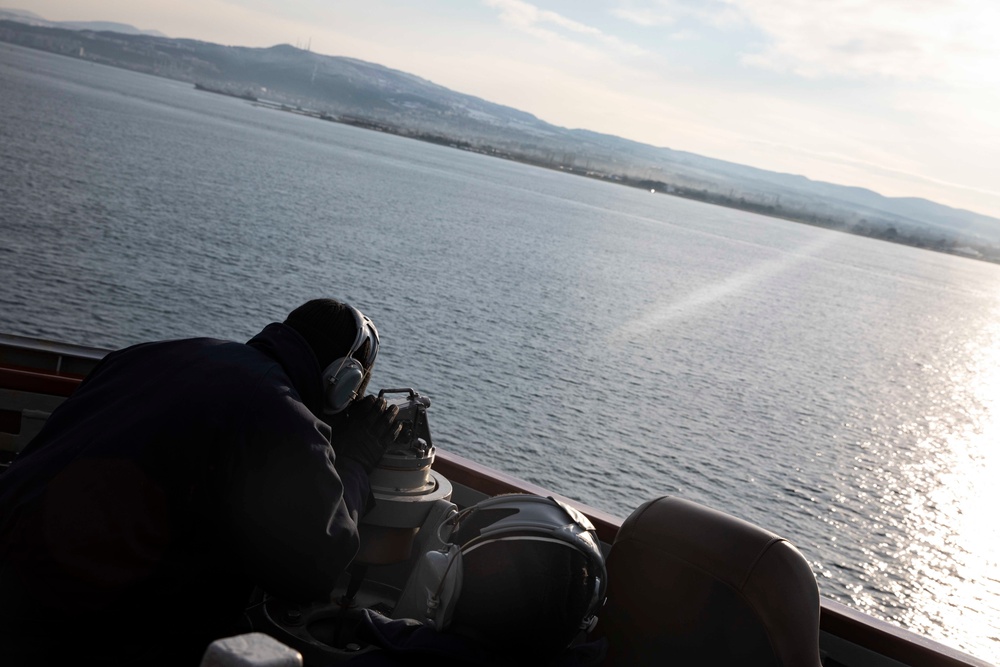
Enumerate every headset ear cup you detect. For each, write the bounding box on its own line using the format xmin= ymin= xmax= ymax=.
xmin=322 ymin=357 xmax=365 ymax=414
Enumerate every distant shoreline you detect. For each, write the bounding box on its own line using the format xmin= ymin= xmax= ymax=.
xmin=193 ymin=82 xmax=257 ymax=102
xmin=216 ymin=88 xmax=998 ymax=265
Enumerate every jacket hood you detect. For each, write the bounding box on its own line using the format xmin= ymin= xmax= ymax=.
xmin=247 ymin=322 xmax=324 ymax=415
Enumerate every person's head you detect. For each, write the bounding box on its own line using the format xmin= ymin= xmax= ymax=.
xmin=406 ymin=494 xmax=607 ymax=658
xmin=284 ymin=298 xmax=380 ymax=414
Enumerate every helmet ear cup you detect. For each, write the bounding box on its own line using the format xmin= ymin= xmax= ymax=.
xmin=424 ymin=545 xmax=463 ymax=630
xmin=322 ymin=357 xmax=366 ymax=414
xmin=394 ymin=544 xmax=463 ymax=629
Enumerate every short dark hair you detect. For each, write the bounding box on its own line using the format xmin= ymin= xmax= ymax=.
xmin=284 ymin=298 xmax=359 ymax=369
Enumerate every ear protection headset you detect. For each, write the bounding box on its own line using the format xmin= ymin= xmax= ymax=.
xmin=399 ymin=494 xmax=608 ymax=634
xmin=320 ymin=305 xmax=380 ymax=415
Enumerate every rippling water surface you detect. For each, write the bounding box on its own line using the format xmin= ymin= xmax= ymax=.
xmin=2 ymin=45 xmax=999 ymax=662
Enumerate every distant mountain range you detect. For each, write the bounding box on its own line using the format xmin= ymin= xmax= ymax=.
xmin=2 ymin=9 xmax=999 ymax=262
xmin=0 ymin=8 xmax=167 ymax=37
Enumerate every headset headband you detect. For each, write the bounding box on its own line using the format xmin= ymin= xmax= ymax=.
xmin=324 ymin=307 xmax=376 ymax=375
xmin=321 ymin=305 xmax=379 ymax=414
xmin=342 ymin=306 xmax=379 ymax=371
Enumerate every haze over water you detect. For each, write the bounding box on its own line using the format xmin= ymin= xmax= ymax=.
xmin=2 ymin=44 xmax=998 ymax=663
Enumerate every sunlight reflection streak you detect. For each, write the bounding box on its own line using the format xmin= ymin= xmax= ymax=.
xmin=887 ymin=315 xmax=1000 ymax=658
xmin=618 ymin=234 xmax=835 ymax=335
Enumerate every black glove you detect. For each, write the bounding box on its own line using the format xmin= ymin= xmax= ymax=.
xmin=336 ymin=394 xmax=401 ymax=474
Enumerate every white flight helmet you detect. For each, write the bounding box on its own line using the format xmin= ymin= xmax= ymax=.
xmin=395 ymin=494 xmax=607 ymax=655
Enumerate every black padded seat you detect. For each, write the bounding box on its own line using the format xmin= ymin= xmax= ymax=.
xmin=596 ymin=496 xmax=823 ymax=666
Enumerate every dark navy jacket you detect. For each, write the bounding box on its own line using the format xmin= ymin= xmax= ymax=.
xmin=0 ymin=323 xmax=370 ymax=666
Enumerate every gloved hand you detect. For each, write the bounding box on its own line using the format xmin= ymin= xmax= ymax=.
xmin=336 ymin=394 xmax=401 ymax=474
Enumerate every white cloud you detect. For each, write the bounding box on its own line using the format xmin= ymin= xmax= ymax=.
xmin=731 ymin=0 xmax=1000 ymax=84
xmin=486 ymin=0 xmax=601 ymax=36
xmin=611 ymin=0 xmax=744 ymax=30
xmin=485 ymin=0 xmax=648 ymax=57
xmin=610 ymin=7 xmax=677 ymax=27
xmin=610 ymin=0 xmax=1000 ymax=85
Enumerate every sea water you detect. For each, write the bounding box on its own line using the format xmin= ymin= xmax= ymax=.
xmin=2 ymin=43 xmax=999 ymax=662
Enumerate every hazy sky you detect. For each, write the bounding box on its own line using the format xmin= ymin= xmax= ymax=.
xmin=20 ymin=0 xmax=1000 ymax=219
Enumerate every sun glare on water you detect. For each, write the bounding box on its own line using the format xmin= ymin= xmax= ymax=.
xmin=886 ymin=315 xmax=1000 ymax=661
